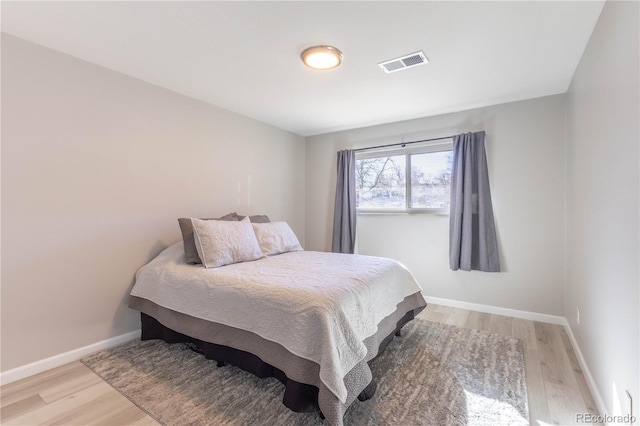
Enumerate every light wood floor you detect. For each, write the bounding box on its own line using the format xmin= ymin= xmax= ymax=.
xmin=1 ymin=304 xmax=600 ymax=425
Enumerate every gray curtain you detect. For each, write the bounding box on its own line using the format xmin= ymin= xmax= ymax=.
xmin=449 ymin=131 xmax=500 ymax=272
xmin=332 ymin=149 xmax=356 ymax=254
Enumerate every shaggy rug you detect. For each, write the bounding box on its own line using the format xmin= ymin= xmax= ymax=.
xmin=81 ymin=318 xmax=528 ymax=425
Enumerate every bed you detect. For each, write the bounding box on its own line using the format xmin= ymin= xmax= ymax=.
xmin=128 ymin=217 xmax=426 ymax=426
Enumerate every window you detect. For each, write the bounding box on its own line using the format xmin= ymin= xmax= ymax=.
xmin=355 ymin=141 xmax=453 ymax=213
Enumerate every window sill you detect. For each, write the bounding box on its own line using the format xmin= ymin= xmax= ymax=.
xmin=356 ymin=208 xmax=449 ymax=216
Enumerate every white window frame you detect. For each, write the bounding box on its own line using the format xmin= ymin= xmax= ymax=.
xmin=355 ymin=139 xmax=453 ymax=215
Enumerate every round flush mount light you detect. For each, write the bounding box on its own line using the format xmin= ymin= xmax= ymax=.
xmin=301 ymin=45 xmax=343 ymax=70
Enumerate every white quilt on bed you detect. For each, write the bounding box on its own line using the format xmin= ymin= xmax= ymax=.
xmin=130 ymin=242 xmax=423 ymax=403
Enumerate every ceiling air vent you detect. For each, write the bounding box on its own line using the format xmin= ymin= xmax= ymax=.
xmin=378 ymin=51 xmax=429 ymax=73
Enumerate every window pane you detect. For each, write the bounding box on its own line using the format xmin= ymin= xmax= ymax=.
xmin=356 ymin=155 xmax=405 ymax=209
xmin=410 ymin=151 xmax=452 ymax=208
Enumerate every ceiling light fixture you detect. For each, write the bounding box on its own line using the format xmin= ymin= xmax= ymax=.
xmin=301 ymin=45 xmax=343 ymax=70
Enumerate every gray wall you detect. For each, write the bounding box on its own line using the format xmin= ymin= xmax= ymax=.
xmin=1 ymin=35 xmax=306 ymax=372
xmin=306 ymin=94 xmax=566 ymax=316
xmin=565 ymin=0 xmax=639 ymax=418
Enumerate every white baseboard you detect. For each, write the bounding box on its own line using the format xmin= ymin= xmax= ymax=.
xmin=562 ymin=320 xmax=608 ymax=420
xmin=425 ymin=296 xmax=608 ymax=421
xmin=0 ymin=329 xmax=141 ymax=386
xmin=424 ymin=296 xmax=566 ymax=325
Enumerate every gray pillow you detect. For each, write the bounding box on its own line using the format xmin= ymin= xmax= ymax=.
xmin=237 ymin=214 xmax=271 ymax=223
xmin=178 ymin=212 xmax=239 ymax=264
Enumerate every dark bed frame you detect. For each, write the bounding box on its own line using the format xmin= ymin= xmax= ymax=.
xmin=140 ymin=307 xmax=420 ymax=417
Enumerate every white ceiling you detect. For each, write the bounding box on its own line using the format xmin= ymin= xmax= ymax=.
xmin=1 ymin=1 xmax=604 ymax=137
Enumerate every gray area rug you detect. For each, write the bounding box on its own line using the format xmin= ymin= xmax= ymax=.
xmin=81 ymin=318 xmax=528 ymax=425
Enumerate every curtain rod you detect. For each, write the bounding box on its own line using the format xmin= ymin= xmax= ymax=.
xmin=353 ymin=135 xmax=455 ymax=153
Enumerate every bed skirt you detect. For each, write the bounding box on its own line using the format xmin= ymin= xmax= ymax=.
xmin=131 ymin=293 xmax=426 ymax=425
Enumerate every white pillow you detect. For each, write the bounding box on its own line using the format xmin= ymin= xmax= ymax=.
xmin=252 ymin=222 xmax=303 ymax=256
xmin=192 ymin=216 xmax=264 ymax=268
